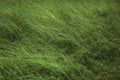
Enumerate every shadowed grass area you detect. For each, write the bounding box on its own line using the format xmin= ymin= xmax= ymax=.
xmin=0 ymin=0 xmax=120 ymax=80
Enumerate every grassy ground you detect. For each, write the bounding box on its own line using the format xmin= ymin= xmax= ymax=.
xmin=0 ymin=0 xmax=120 ymax=80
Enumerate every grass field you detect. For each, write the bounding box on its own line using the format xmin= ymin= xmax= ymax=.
xmin=0 ymin=0 xmax=120 ymax=80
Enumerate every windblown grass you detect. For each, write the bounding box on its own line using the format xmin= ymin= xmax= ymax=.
xmin=0 ymin=0 xmax=120 ymax=80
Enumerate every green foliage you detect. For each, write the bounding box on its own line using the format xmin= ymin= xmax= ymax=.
xmin=0 ymin=0 xmax=119 ymax=80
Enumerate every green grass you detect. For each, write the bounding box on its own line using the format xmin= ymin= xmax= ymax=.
xmin=0 ymin=0 xmax=120 ymax=80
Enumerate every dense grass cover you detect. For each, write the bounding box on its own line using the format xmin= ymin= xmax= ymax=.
xmin=0 ymin=0 xmax=120 ymax=80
